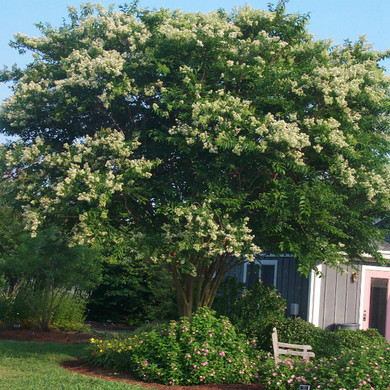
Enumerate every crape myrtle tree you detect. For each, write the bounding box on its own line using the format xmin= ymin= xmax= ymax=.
xmin=1 ymin=2 xmax=390 ymax=317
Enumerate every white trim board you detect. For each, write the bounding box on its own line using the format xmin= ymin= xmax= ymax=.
xmin=359 ymin=265 xmax=390 ymax=329
xmin=308 ymin=264 xmax=322 ymax=327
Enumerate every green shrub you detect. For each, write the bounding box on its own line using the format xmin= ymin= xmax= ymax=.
xmin=272 ymin=317 xmax=340 ymax=358
xmin=0 ymin=280 xmax=91 ymax=332
xmin=258 ymin=345 xmax=390 ymax=389
xmin=51 ymin=293 xmax=90 ymax=332
xmin=257 ymin=323 xmax=390 ymax=388
xmin=87 ymin=259 xmax=177 ymax=325
xmin=131 ymin=320 xmax=167 ymax=336
xmin=273 ymin=318 xmax=389 ymax=358
xmin=86 ymin=307 xmax=261 ymax=385
xmin=0 ymin=279 xmax=35 ymax=329
xmin=230 ymin=281 xmax=287 ymax=351
xmin=212 ymin=276 xmax=245 ymax=318
xmin=0 ymin=227 xmax=101 ymax=331
xmin=336 ymin=328 xmax=389 ymax=350
xmin=0 ymin=290 xmax=30 ymax=330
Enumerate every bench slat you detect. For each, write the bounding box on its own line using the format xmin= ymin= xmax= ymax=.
xmin=277 ymin=342 xmax=313 ymax=350
xmin=272 ymin=327 xmax=315 ymax=365
xmin=277 ymin=349 xmax=315 ymax=358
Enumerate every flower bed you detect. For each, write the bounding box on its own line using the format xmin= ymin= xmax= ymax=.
xmin=86 ymin=307 xmax=262 ymax=385
xmin=258 ymin=345 xmax=390 ymax=389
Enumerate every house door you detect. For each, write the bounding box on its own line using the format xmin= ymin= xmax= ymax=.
xmin=362 ymin=269 xmax=390 ymax=341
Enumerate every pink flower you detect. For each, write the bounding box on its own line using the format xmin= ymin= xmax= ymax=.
xmin=219 ymin=351 xmax=225 ymax=356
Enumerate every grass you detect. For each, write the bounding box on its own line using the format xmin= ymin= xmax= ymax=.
xmin=0 ymin=340 xmax=149 ymax=390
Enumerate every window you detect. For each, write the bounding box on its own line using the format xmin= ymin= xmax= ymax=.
xmin=259 ymin=259 xmax=278 ymax=287
xmin=244 ymin=259 xmax=278 ymax=289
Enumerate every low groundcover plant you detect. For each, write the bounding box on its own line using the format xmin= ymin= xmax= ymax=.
xmin=86 ymin=307 xmax=262 ymax=385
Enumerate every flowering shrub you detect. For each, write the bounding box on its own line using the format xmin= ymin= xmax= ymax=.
xmin=230 ymin=281 xmax=287 ymax=351
xmin=273 ymin=318 xmax=389 ymax=358
xmin=86 ymin=307 xmax=262 ymax=385
xmin=336 ymin=328 xmax=389 ymax=351
xmin=258 ymin=346 xmax=390 ymax=389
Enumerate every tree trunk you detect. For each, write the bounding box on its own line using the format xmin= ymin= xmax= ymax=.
xmin=169 ymin=255 xmax=240 ymax=318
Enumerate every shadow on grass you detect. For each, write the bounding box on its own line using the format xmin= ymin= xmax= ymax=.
xmin=0 ymin=339 xmax=85 ymax=359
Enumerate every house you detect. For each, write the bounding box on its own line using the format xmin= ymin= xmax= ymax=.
xmin=226 ymin=242 xmax=390 ymax=343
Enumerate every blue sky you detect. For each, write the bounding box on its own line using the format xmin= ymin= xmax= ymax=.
xmin=1 ymin=0 xmax=389 ymax=144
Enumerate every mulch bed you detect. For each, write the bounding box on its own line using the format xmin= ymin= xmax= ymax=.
xmin=0 ymin=327 xmax=265 ymax=390
xmin=0 ymin=321 xmax=133 ymax=343
xmin=62 ymin=359 xmax=265 ymax=390
xmin=0 ymin=329 xmax=92 ymax=343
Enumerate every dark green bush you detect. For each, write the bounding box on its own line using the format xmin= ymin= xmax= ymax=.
xmin=0 ymin=284 xmax=34 ymax=329
xmin=212 ymin=276 xmax=245 ymax=318
xmin=0 ymin=227 xmax=101 ymax=331
xmin=86 ymin=307 xmax=262 ymax=385
xmin=271 ymin=318 xmax=389 ymax=358
xmin=51 ymin=293 xmax=90 ymax=332
xmin=272 ymin=317 xmax=339 ymax=357
xmin=336 ymin=327 xmax=389 ymax=350
xmin=131 ymin=320 xmax=168 ymax=336
xmin=230 ymin=281 xmax=287 ymax=351
xmin=87 ymin=259 xmax=177 ymax=325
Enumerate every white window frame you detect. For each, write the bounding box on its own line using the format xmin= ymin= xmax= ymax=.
xmin=243 ymin=258 xmax=278 ymax=287
xmin=258 ymin=259 xmax=278 ymax=287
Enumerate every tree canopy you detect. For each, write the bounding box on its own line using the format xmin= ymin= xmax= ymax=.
xmin=1 ymin=3 xmax=390 ymax=316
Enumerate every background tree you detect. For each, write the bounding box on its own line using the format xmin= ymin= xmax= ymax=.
xmin=1 ymin=3 xmax=390 ymax=317
xmin=87 ymin=258 xmax=177 ymax=325
xmin=0 ymin=227 xmax=101 ymax=331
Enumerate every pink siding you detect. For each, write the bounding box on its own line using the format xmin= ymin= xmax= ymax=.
xmin=362 ymin=269 xmax=390 ymax=342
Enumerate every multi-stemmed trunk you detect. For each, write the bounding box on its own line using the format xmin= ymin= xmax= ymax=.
xmin=169 ymin=254 xmax=241 ymax=318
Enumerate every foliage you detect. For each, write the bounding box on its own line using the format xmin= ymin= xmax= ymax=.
xmin=230 ymin=281 xmax=287 ymax=351
xmin=87 ymin=258 xmax=177 ymax=325
xmin=0 ymin=202 xmax=23 ymax=257
xmin=0 ymin=278 xmax=33 ymax=328
xmin=130 ymin=320 xmax=168 ymax=336
xmin=336 ymin=327 xmax=390 ymax=350
xmin=0 ymin=227 xmax=101 ymax=331
xmin=273 ymin=317 xmax=339 ymax=357
xmin=273 ymin=317 xmax=389 ymax=358
xmin=1 ymin=3 xmax=390 ymax=316
xmin=258 ymin=346 xmax=390 ymax=389
xmin=212 ymin=276 xmax=245 ymax=318
xmin=51 ymin=293 xmax=90 ymax=333
xmin=86 ymin=307 xmax=262 ymax=385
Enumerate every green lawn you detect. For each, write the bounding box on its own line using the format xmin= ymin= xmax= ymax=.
xmin=0 ymin=340 xmax=148 ymax=390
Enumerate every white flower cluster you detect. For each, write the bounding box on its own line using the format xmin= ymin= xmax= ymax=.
xmin=154 ymin=202 xmax=261 ymax=272
xmin=55 ymin=49 xmax=126 ymax=90
xmin=5 ymin=129 xmax=154 ymax=239
xmin=169 ymin=94 xmax=263 ymax=155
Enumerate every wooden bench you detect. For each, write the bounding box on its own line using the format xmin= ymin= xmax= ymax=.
xmin=272 ymin=327 xmax=315 ymax=365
